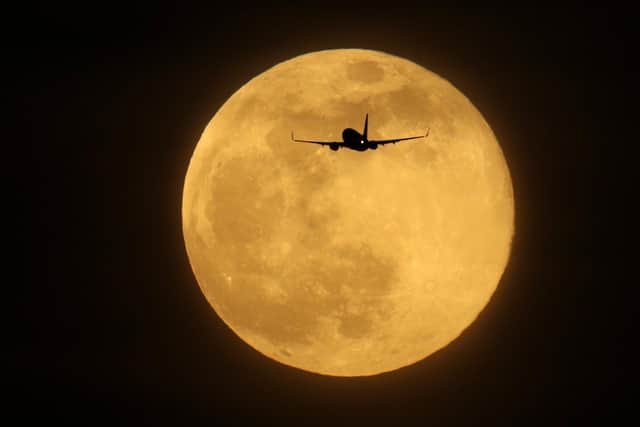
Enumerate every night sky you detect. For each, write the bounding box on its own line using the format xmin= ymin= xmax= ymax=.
xmin=20 ymin=5 xmax=630 ymax=424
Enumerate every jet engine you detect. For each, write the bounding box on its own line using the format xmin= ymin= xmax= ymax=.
xmin=330 ymin=143 xmax=340 ymax=151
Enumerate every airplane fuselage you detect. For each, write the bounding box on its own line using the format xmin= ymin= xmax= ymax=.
xmin=339 ymin=128 xmax=378 ymax=151
xmin=292 ymin=113 xmax=427 ymax=151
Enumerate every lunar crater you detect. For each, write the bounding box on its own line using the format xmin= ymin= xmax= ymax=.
xmin=346 ymin=60 xmax=386 ymax=83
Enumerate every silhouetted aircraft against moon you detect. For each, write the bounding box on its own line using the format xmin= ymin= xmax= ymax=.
xmin=184 ymin=49 xmax=513 ymax=376
xmin=291 ymin=114 xmax=429 ymax=151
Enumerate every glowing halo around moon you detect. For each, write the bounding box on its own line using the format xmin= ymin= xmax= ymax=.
xmin=182 ymin=49 xmax=514 ymax=377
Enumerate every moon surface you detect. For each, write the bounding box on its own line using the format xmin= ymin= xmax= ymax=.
xmin=182 ymin=49 xmax=514 ymax=376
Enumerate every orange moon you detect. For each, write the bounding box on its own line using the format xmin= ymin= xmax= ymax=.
xmin=182 ymin=49 xmax=514 ymax=376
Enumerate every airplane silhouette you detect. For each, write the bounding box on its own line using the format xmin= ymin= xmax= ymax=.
xmin=291 ymin=114 xmax=429 ymax=151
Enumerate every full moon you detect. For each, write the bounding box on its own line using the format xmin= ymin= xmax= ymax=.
xmin=182 ymin=49 xmax=514 ymax=376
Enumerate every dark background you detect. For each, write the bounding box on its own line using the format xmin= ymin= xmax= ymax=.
xmin=19 ymin=4 xmax=630 ymax=424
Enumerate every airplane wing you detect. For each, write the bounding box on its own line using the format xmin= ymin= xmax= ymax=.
xmin=291 ymin=132 xmax=343 ymax=146
xmin=370 ymin=128 xmax=430 ymax=145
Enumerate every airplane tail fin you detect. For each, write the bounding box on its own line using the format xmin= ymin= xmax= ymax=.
xmin=363 ymin=113 xmax=369 ymax=140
